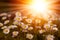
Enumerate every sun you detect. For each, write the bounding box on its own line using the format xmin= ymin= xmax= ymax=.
xmin=29 ymin=0 xmax=48 ymax=13
xmin=18 ymin=0 xmax=56 ymax=20
xmin=27 ymin=0 xmax=50 ymax=19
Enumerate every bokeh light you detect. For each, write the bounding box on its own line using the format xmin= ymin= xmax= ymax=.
xmin=29 ymin=0 xmax=48 ymax=13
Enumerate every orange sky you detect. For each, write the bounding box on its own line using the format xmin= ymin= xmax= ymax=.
xmin=10 ymin=0 xmax=32 ymax=4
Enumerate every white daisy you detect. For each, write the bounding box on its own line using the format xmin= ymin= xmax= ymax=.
xmin=22 ymin=25 xmax=28 ymax=29
xmin=52 ymin=27 xmax=58 ymax=31
xmin=22 ymin=30 xmax=28 ymax=32
xmin=14 ymin=17 xmax=22 ymax=22
xmin=20 ymin=22 xmax=25 ymax=26
xmin=15 ymin=12 xmax=21 ymax=17
xmin=26 ymin=34 xmax=34 ymax=39
xmin=46 ymin=34 xmax=55 ymax=40
xmin=4 ymin=20 xmax=9 ymax=24
xmin=13 ymin=21 xmax=19 ymax=25
xmin=25 ymin=18 xmax=32 ymax=23
xmin=12 ymin=31 xmax=19 ymax=37
xmin=2 ymin=17 xmax=7 ymax=20
xmin=28 ymin=27 xmax=33 ymax=31
xmin=8 ymin=25 xmax=17 ymax=29
xmin=0 ymin=23 xmax=3 ymax=27
xmin=1 ymin=26 xmax=7 ymax=29
xmin=44 ymin=23 xmax=51 ymax=29
xmin=3 ymin=28 xmax=10 ymax=34
xmin=39 ymin=30 xmax=46 ymax=34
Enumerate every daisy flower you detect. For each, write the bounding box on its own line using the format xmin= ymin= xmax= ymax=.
xmin=44 ymin=23 xmax=51 ymax=30
xmin=28 ymin=27 xmax=33 ymax=31
xmin=26 ymin=34 xmax=34 ymax=39
xmin=25 ymin=18 xmax=32 ymax=23
xmin=21 ymin=25 xmax=28 ymax=30
xmin=4 ymin=20 xmax=9 ymax=24
xmin=39 ymin=29 xmax=46 ymax=34
xmin=14 ymin=17 xmax=22 ymax=22
xmin=8 ymin=25 xmax=17 ymax=29
xmin=22 ymin=30 xmax=28 ymax=32
xmin=46 ymin=34 xmax=55 ymax=40
xmin=12 ymin=31 xmax=19 ymax=37
xmin=15 ymin=12 xmax=21 ymax=17
xmin=52 ymin=27 xmax=58 ymax=31
xmin=13 ymin=21 xmax=19 ymax=25
xmin=2 ymin=16 xmax=7 ymax=20
xmin=1 ymin=26 xmax=7 ymax=29
xmin=20 ymin=22 xmax=25 ymax=26
xmin=3 ymin=28 xmax=10 ymax=34
xmin=0 ymin=22 xmax=3 ymax=27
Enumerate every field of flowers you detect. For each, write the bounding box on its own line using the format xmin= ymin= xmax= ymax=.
xmin=0 ymin=11 xmax=60 ymax=40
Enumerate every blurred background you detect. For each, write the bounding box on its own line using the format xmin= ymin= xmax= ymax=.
xmin=0 ymin=0 xmax=32 ymax=12
xmin=0 ymin=0 xmax=20 ymax=12
xmin=0 ymin=0 xmax=60 ymax=15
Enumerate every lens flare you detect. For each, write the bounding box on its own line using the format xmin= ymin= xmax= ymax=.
xmin=29 ymin=0 xmax=48 ymax=13
xmin=26 ymin=0 xmax=51 ymax=20
xmin=17 ymin=0 xmax=59 ymax=20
